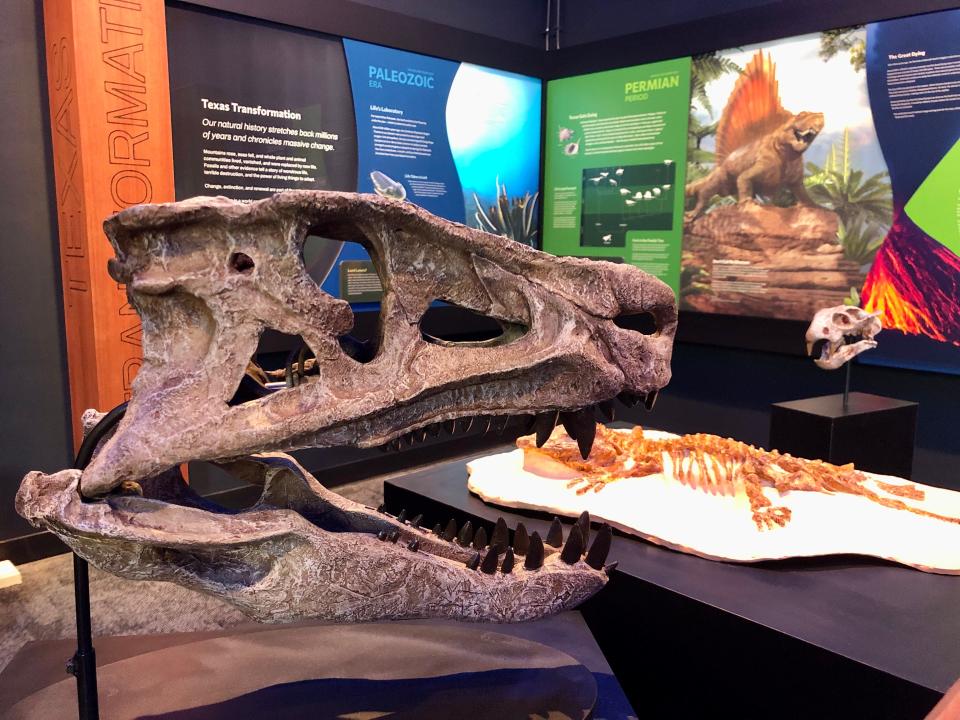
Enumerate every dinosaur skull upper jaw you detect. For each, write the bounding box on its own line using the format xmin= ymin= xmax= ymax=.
xmin=80 ymin=191 xmax=677 ymax=497
xmin=805 ymin=305 xmax=882 ymax=370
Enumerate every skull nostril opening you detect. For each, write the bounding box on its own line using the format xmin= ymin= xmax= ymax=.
xmin=614 ymin=311 xmax=658 ymax=336
xmin=229 ymin=252 xmax=255 ymax=274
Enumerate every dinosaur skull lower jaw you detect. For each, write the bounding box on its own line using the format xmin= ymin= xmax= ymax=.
xmin=17 ymin=451 xmax=610 ymax=623
xmin=17 ymin=190 xmax=677 ymax=623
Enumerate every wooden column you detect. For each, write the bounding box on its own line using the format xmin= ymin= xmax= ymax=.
xmin=43 ymin=0 xmax=174 ymax=445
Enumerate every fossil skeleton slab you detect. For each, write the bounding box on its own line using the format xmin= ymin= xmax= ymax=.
xmin=805 ymin=305 xmax=882 ymax=370
xmin=17 ymin=191 xmax=678 ymax=623
xmin=467 ymin=424 xmax=960 ymax=574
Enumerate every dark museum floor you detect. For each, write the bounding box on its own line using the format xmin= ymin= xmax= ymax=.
xmin=0 ymin=476 xmax=386 ymax=674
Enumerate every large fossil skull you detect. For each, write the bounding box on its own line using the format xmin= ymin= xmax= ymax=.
xmin=17 ymin=191 xmax=677 ymax=623
xmin=805 ymin=305 xmax=881 ymax=370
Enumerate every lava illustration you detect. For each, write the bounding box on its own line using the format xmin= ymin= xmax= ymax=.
xmin=862 ymin=209 xmax=960 ymax=345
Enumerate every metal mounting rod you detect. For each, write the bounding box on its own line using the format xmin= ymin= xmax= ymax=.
xmin=69 ymin=554 xmax=99 ymax=720
xmin=842 ymin=362 xmax=852 ymax=412
xmin=68 ymin=402 xmax=128 ymax=720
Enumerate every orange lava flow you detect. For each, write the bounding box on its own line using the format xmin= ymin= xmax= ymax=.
xmin=862 ymin=213 xmax=960 ymax=345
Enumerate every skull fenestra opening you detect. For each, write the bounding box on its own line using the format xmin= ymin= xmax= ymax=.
xmin=16 ymin=191 xmax=678 ymax=623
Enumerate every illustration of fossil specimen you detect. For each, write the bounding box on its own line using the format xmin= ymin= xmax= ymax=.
xmin=17 ymin=191 xmax=678 ymax=622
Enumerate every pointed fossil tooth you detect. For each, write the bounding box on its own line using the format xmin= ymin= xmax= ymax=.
xmin=407 ymin=539 xmax=420 ymax=552
xmin=545 ymin=517 xmax=564 ymax=548
xmin=561 ymin=525 xmax=584 ymax=564
xmin=595 ymin=400 xmax=615 ymax=422
xmin=442 ymin=518 xmax=458 ymax=541
xmin=513 ymin=523 xmax=530 ymax=556
xmin=410 ymin=513 xmax=423 ymax=528
xmin=417 ymin=428 xmax=429 ymax=442
xmin=480 ymin=547 xmax=500 ymax=574
xmin=397 ymin=509 xmax=407 ymax=524
xmin=478 ymin=415 xmax=493 ymax=434
xmin=376 ymin=504 xmax=385 ymax=514
xmin=490 ymin=517 xmax=510 ymax=550
xmin=472 ymin=526 xmax=488 ymax=551
xmin=604 ymin=561 xmax=619 ymax=575
xmin=576 ymin=510 xmax=590 ymax=551
xmin=501 ymin=546 xmax=515 ymax=573
xmin=403 ymin=432 xmax=416 ymax=447
xmin=568 ymin=408 xmax=597 ymax=459
xmin=432 ymin=522 xmax=443 ymax=536
xmin=457 ymin=520 xmax=474 ymax=546
xmin=466 ymin=552 xmax=481 ymax=571
xmin=533 ymin=411 xmax=559 ymax=447
xmin=388 ymin=530 xmax=400 ymax=543
xmin=585 ymin=523 xmax=612 ymax=570
xmin=377 ymin=530 xmax=389 ymax=541
xmin=644 ymin=390 xmax=659 ymax=411
xmin=524 ymin=532 xmax=544 ymax=570
xmin=460 ymin=416 xmax=475 ymax=433
xmin=389 ymin=438 xmax=402 ymax=452
xmin=443 ymin=419 xmax=456 ymax=435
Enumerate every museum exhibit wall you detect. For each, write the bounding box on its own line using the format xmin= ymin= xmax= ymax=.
xmin=0 ymin=1 xmax=75 ymax=554
xmin=2 ymin=0 xmax=960 ymax=562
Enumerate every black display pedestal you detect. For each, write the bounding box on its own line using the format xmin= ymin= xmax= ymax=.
xmin=382 ymin=443 xmax=959 ymax=719
xmin=769 ymin=391 xmax=917 ymax=478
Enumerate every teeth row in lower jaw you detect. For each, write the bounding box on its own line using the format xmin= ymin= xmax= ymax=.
xmin=375 ymin=506 xmax=615 ymax=575
xmin=380 ymin=390 xmax=661 ymax=457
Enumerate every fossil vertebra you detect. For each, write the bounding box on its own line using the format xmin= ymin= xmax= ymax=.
xmin=16 ymin=191 xmax=677 ymax=623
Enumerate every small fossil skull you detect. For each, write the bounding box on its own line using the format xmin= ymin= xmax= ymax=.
xmin=805 ymin=305 xmax=881 ymax=370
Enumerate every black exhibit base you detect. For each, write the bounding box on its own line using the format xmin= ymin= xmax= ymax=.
xmin=0 ymin=613 xmax=635 ymax=719
xmin=383 ymin=444 xmax=958 ymax=719
xmin=769 ymin=391 xmax=918 ymax=479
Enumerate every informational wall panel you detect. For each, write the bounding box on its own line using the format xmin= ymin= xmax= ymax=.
xmin=44 ymin=0 xmax=174 ymax=443
xmin=543 ymin=59 xmax=691 ymax=295
xmin=543 ymin=9 xmax=960 ymax=374
xmin=166 ymin=9 xmax=542 ymax=305
xmin=166 ymin=5 xmax=358 ymax=298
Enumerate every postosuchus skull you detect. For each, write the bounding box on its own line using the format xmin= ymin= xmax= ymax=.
xmin=805 ymin=305 xmax=881 ymax=370
xmin=17 ymin=191 xmax=677 ymax=623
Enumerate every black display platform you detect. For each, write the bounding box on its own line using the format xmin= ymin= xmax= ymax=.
xmin=384 ymin=443 xmax=959 ymax=718
xmin=770 ymin=392 xmax=918 ymax=478
xmin=0 ymin=614 xmax=635 ymax=720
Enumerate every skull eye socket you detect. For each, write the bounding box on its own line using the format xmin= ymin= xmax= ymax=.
xmin=420 ymin=302 xmax=528 ymax=348
xmin=614 ymin=311 xmax=658 ymax=336
xmin=833 ymin=312 xmax=853 ymax=326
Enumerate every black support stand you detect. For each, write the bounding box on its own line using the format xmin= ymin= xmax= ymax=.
xmin=770 ymin=392 xmax=918 ymax=478
xmin=66 ymin=403 xmax=128 ymax=720
xmin=68 ymin=554 xmax=99 ymax=720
